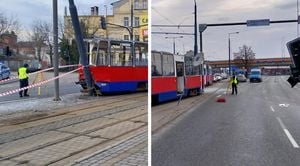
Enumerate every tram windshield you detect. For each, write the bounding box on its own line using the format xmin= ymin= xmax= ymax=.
xmin=90 ymin=41 xmax=109 ymax=66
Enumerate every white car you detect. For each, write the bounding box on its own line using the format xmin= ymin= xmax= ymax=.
xmin=0 ymin=63 xmax=10 ymax=80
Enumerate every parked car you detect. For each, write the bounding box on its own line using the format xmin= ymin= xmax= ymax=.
xmin=213 ymin=73 xmax=222 ymax=82
xmin=0 ymin=63 xmax=10 ymax=80
xmin=237 ymin=74 xmax=247 ymax=82
xmin=221 ymin=73 xmax=228 ymax=79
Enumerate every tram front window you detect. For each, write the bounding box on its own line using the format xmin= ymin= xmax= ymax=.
xmin=90 ymin=41 xmax=109 ymax=66
xmin=111 ymin=42 xmax=132 ymax=66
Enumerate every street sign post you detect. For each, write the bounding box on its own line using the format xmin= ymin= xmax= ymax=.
xmin=247 ymin=19 xmax=270 ymax=26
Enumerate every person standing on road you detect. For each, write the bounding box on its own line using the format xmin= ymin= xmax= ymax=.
xmin=18 ymin=63 xmax=30 ymax=97
xmin=230 ymin=74 xmax=238 ymax=95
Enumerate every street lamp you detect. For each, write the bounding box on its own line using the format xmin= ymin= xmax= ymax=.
xmin=165 ymin=36 xmax=183 ymax=54
xmin=228 ymin=32 xmax=239 ymax=76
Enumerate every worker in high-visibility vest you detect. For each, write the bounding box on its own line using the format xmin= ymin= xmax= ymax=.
xmin=230 ymin=74 xmax=238 ymax=95
xmin=18 ymin=63 xmax=29 ymax=97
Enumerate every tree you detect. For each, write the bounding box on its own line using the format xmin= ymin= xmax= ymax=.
xmin=30 ymin=20 xmax=52 ymax=64
xmin=234 ymin=45 xmax=255 ymax=72
xmin=0 ymin=12 xmax=20 ymax=35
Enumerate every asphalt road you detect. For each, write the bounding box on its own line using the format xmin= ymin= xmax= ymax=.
xmin=0 ymin=71 xmax=81 ymax=103
xmin=152 ymin=75 xmax=300 ymax=166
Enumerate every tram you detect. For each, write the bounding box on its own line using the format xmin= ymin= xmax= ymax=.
xmin=78 ymin=38 xmax=148 ymax=94
xmin=151 ymin=51 xmax=203 ymax=103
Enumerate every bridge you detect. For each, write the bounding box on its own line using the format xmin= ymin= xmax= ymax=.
xmin=207 ymin=57 xmax=292 ymax=68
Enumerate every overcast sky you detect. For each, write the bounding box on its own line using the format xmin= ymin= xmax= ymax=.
xmin=152 ymin=0 xmax=299 ymax=60
xmin=0 ymin=0 xmax=115 ymax=40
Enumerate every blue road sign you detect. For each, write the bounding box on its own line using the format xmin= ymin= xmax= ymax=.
xmin=247 ymin=19 xmax=270 ymax=26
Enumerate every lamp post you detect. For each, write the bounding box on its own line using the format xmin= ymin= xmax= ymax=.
xmin=228 ymin=32 xmax=239 ymax=76
xmin=165 ymin=36 xmax=183 ymax=54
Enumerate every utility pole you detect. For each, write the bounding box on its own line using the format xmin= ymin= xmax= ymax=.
xmin=130 ymin=0 xmax=134 ymax=41
xmin=228 ymin=32 xmax=239 ymax=76
xmin=53 ymin=0 xmax=60 ymax=101
xmin=194 ymin=0 xmax=198 ymax=57
xmin=165 ymin=36 xmax=183 ymax=54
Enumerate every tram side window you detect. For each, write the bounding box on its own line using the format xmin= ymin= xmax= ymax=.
xmin=162 ymin=54 xmax=174 ymax=76
xmin=151 ymin=52 xmax=162 ymax=76
xmin=111 ymin=43 xmax=132 ymax=66
xmin=185 ymin=57 xmax=193 ymax=76
xmin=135 ymin=44 xmax=148 ymax=66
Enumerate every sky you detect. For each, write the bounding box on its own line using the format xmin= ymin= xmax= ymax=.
xmin=0 ymin=0 xmax=115 ymax=40
xmin=152 ymin=0 xmax=299 ymax=60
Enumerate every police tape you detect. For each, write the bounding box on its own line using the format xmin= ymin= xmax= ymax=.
xmin=0 ymin=64 xmax=79 ymax=84
xmin=0 ymin=66 xmax=82 ymax=97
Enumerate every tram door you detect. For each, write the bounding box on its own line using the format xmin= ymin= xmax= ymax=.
xmin=176 ymin=61 xmax=185 ymax=93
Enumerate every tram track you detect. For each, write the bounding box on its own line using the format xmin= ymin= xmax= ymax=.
xmin=0 ymin=94 xmax=147 ymax=144
xmin=0 ymin=92 xmax=147 ymax=165
xmin=0 ymin=92 xmax=146 ymax=126
xmin=0 ymin=111 xmax=147 ymax=164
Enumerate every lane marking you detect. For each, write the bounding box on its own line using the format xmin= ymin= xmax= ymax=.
xmin=216 ymin=95 xmax=222 ymax=98
xmin=276 ymin=117 xmax=299 ymax=148
xmin=284 ymin=129 xmax=300 ymax=148
xmin=279 ymin=104 xmax=290 ymax=108
xmin=270 ymin=106 xmax=275 ymax=112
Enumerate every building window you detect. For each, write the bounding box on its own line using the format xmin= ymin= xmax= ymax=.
xmin=142 ymin=0 xmax=147 ymax=9
xmin=134 ymin=17 xmax=139 ymax=27
xmin=134 ymin=0 xmax=139 ymax=9
xmin=124 ymin=35 xmax=129 ymax=40
xmin=124 ymin=17 xmax=129 ymax=26
xmin=135 ymin=35 xmax=139 ymax=41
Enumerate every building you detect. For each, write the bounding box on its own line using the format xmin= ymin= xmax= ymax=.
xmin=64 ymin=0 xmax=148 ymax=42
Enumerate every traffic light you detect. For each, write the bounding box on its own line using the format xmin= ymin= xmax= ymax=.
xmin=5 ymin=46 xmax=11 ymax=56
xmin=286 ymin=37 xmax=300 ymax=87
xmin=100 ymin=16 xmax=106 ymax=29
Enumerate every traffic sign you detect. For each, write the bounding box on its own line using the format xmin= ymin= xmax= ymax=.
xmin=247 ymin=19 xmax=270 ymax=26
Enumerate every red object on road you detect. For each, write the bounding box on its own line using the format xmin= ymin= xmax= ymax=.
xmin=216 ymin=97 xmax=226 ymax=102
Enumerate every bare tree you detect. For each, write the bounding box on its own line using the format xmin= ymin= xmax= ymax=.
xmin=30 ymin=20 xmax=52 ymax=65
xmin=234 ymin=45 xmax=256 ymax=72
xmin=0 ymin=12 xmax=20 ymax=35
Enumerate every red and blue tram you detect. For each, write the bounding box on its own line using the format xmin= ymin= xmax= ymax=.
xmin=151 ymin=51 xmax=203 ymax=103
xmin=78 ymin=39 xmax=148 ymax=94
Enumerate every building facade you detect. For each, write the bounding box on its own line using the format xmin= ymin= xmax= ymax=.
xmin=64 ymin=0 xmax=148 ymax=42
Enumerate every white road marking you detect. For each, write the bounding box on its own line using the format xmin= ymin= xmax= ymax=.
xmin=279 ymin=104 xmax=290 ymax=108
xmin=216 ymin=95 xmax=222 ymax=98
xmin=284 ymin=129 xmax=300 ymax=148
xmin=276 ymin=117 xmax=299 ymax=148
xmin=270 ymin=106 xmax=275 ymax=112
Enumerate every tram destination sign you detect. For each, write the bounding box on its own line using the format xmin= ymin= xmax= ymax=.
xmin=247 ymin=19 xmax=270 ymax=27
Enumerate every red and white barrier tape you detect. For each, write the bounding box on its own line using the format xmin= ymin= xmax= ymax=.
xmin=0 ymin=64 xmax=79 ymax=84
xmin=0 ymin=66 xmax=82 ymax=97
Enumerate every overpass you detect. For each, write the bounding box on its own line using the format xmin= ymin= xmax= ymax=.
xmin=207 ymin=57 xmax=292 ymax=68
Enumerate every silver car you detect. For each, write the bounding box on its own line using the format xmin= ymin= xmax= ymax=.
xmin=237 ymin=74 xmax=247 ymax=82
xmin=0 ymin=63 xmax=10 ymax=80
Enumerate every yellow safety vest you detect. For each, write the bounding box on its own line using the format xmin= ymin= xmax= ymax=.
xmin=230 ymin=77 xmax=238 ymax=84
xmin=18 ymin=67 xmax=28 ymax=80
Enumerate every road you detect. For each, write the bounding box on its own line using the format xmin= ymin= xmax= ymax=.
xmin=152 ymin=76 xmax=300 ymax=166
xmin=0 ymin=71 xmax=81 ymax=102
